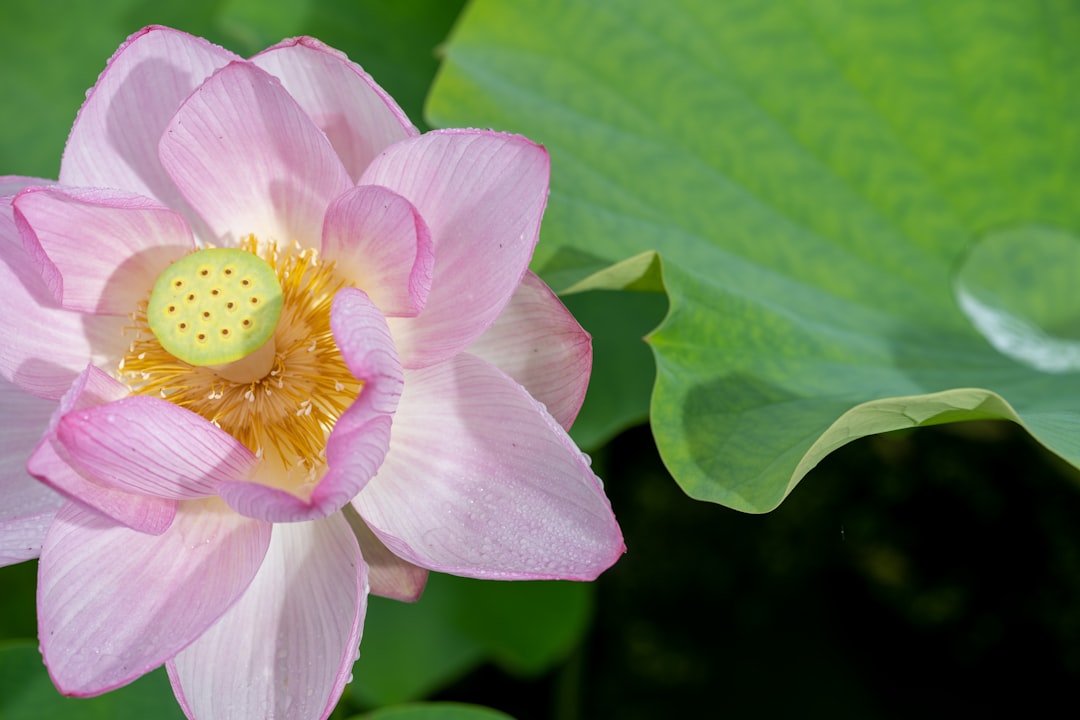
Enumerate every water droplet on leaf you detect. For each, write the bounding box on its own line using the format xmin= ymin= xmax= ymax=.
xmin=954 ymin=226 xmax=1080 ymax=373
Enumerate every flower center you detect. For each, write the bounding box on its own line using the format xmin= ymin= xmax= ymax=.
xmin=146 ymin=247 xmax=283 ymax=370
xmin=120 ymin=237 xmax=362 ymax=488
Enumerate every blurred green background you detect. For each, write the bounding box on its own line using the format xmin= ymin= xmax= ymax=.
xmin=3 ymin=1 xmax=1080 ymax=718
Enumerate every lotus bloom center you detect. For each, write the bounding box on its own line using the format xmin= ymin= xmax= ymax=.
xmin=147 ymin=247 xmax=284 ymax=368
xmin=121 ymin=236 xmax=363 ymax=492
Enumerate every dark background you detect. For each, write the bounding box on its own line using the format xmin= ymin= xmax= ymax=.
xmin=438 ymin=421 xmax=1080 ymax=718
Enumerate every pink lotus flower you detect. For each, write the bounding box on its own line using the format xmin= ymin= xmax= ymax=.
xmin=0 ymin=26 xmax=623 ymax=719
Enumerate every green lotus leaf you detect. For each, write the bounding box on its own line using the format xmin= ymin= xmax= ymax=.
xmin=427 ymin=0 xmax=1080 ymax=510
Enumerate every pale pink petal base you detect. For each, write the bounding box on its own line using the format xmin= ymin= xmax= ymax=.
xmin=346 ymin=509 xmax=427 ymax=602
xmin=0 ymin=379 xmax=62 ymax=565
xmin=354 ymin=354 xmax=624 ymax=581
xmin=467 ymin=271 xmax=592 ymax=430
xmin=168 ymin=512 xmax=366 ymax=720
xmin=39 ymin=499 xmax=271 ymax=696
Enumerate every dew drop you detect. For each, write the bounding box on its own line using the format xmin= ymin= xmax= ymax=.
xmin=954 ymin=226 xmax=1080 ymax=373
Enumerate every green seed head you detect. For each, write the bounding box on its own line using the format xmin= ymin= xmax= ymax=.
xmin=147 ymin=248 xmax=283 ymax=367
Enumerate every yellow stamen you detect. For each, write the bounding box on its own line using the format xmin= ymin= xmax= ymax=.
xmin=120 ymin=236 xmax=362 ymax=494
